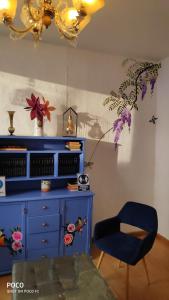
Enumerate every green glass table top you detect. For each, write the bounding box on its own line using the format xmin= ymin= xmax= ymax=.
xmin=12 ymin=255 xmax=116 ymax=300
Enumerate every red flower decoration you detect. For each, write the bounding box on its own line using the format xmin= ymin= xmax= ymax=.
xmin=42 ymin=97 xmax=56 ymax=121
xmin=12 ymin=231 xmax=23 ymax=242
xmin=67 ymin=223 xmax=76 ymax=233
xmin=12 ymin=241 xmax=22 ymax=251
xmin=25 ymin=93 xmax=44 ymax=121
xmin=24 ymin=94 xmax=55 ymax=122
xmin=64 ymin=218 xmax=87 ymax=247
xmin=64 ymin=233 xmax=74 ymax=246
xmin=0 ymin=227 xmax=23 ymax=255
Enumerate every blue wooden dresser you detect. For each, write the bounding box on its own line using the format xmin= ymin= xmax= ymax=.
xmin=0 ymin=136 xmax=93 ymax=275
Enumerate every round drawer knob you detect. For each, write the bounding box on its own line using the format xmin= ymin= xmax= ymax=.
xmin=42 ymin=223 xmax=48 ymax=227
xmin=42 ymin=206 xmax=48 ymax=210
xmin=41 ymin=239 xmax=48 ymax=244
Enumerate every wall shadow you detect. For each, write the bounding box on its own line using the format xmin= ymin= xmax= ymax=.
xmin=85 ymin=139 xmax=123 ymax=229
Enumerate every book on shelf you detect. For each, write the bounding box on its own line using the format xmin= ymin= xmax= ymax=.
xmin=65 ymin=141 xmax=81 ymax=151
xmin=67 ymin=181 xmax=78 ymax=191
xmin=0 ymin=146 xmax=27 ymax=151
xmin=68 ymin=183 xmax=78 ymax=187
xmin=66 ymin=142 xmax=80 ymax=145
xmin=67 ymin=186 xmax=78 ymax=191
xmin=65 ymin=146 xmax=81 ymax=151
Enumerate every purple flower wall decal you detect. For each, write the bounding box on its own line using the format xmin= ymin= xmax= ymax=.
xmin=141 ymin=81 xmax=147 ymax=100
xmin=121 ymin=108 xmax=131 ymax=128
xmin=113 ymin=119 xmax=123 ymax=144
xmin=85 ymin=61 xmax=161 ymax=167
xmin=150 ymin=78 xmax=156 ymax=94
xmin=102 ymin=61 xmax=161 ymax=148
xmin=113 ymin=108 xmax=132 ymax=146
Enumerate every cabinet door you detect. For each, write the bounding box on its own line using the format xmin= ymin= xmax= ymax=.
xmin=0 ymin=203 xmax=25 ymax=274
xmin=62 ymin=197 xmax=92 ymax=256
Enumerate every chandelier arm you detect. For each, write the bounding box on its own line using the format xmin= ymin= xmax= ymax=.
xmin=60 ymin=29 xmax=76 ymax=41
xmin=8 ymin=23 xmax=34 ymax=34
xmin=26 ymin=0 xmax=39 ymax=22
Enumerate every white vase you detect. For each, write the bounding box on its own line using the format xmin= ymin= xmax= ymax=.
xmin=34 ymin=119 xmax=44 ymax=136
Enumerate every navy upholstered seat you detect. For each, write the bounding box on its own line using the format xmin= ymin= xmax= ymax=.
xmin=94 ymin=201 xmax=158 ymax=266
xmin=96 ymin=231 xmax=142 ymax=265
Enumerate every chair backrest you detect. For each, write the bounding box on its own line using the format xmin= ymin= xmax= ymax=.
xmin=118 ymin=201 xmax=158 ymax=233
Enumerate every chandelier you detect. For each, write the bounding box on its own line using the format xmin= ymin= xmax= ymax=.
xmin=0 ymin=0 xmax=105 ymax=42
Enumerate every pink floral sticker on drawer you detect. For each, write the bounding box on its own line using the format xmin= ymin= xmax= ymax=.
xmin=0 ymin=226 xmax=23 ymax=256
xmin=64 ymin=217 xmax=87 ymax=246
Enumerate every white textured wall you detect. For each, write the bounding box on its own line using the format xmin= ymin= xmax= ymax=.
xmin=0 ymin=35 xmax=156 ymax=228
xmin=155 ymin=58 xmax=169 ymax=239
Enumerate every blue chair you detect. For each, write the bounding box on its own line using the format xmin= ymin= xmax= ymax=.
xmin=94 ymin=201 xmax=158 ymax=299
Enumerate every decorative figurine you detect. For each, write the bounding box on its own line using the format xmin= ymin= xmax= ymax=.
xmin=41 ymin=180 xmax=51 ymax=192
xmin=7 ymin=111 xmax=15 ymax=135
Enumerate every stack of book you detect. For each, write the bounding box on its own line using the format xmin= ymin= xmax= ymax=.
xmin=0 ymin=157 xmax=26 ymax=177
xmin=65 ymin=142 xmax=81 ymax=151
xmin=67 ymin=181 xmax=78 ymax=191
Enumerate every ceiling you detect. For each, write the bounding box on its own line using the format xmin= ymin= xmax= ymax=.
xmin=0 ymin=0 xmax=169 ymax=60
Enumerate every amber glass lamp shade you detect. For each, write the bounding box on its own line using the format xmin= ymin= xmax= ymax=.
xmin=0 ymin=0 xmax=17 ymax=23
xmin=78 ymin=14 xmax=90 ymax=32
xmin=60 ymin=7 xmax=80 ymax=27
xmin=57 ymin=6 xmax=91 ymax=35
xmin=73 ymin=0 xmax=105 ymax=15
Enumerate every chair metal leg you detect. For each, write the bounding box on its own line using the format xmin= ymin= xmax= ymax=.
xmin=126 ymin=264 xmax=129 ymax=300
xmin=97 ymin=251 xmax=104 ymax=269
xmin=143 ymin=257 xmax=150 ymax=285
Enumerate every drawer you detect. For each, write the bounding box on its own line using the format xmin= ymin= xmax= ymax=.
xmin=28 ymin=200 xmax=60 ymax=217
xmin=27 ymin=247 xmax=58 ymax=260
xmin=27 ymin=232 xmax=59 ymax=250
xmin=28 ymin=214 xmax=60 ymax=234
